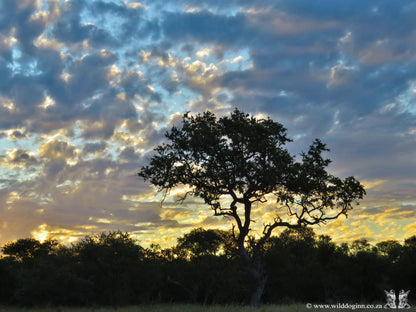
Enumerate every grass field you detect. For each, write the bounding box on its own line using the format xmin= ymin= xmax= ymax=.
xmin=2 ymin=304 xmax=416 ymax=312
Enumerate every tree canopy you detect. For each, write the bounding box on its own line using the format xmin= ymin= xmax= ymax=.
xmin=139 ymin=109 xmax=365 ymax=245
xmin=2 ymin=229 xmax=416 ymax=307
xmin=139 ymin=109 xmax=366 ymax=306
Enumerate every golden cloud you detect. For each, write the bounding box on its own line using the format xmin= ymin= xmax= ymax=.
xmin=39 ymin=139 xmax=76 ymax=160
xmin=0 ymin=149 xmax=38 ymax=169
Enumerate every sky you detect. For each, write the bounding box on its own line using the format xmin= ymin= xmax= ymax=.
xmin=0 ymin=0 xmax=415 ymax=248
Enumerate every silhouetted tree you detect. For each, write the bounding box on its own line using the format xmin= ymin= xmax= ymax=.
xmin=404 ymin=235 xmax=416 ymax=248
xmin=263 ymin=228 xmax=324 ymax=303
xmin=0 ymin=256 xmax=17 ymax=304
xmin=1 ymin=238 xmax=91 ymax=306
xmin=3 ymin=232 xmax=416 ymax=306
xmin=315 ymin=234 xmax=339 ymax=302
xmin=73 ymin=231 xmax=146 ymax=307
xmin=170 ymin=228 xmax=244 ymax=304
xmin=139 ymin=109 xmax=366 ymax=306
xmin=177 ymin=227 xmax=229 ymax=258
xmin=2 ymin=238 xmax=58 ymax=261
xmin=350 ymin=238 xmax=372 ymax=255
xmin=395 ymin=235 xmax=416 ymax=292
xmin=376 ymin=240 xmax=402 ymax=262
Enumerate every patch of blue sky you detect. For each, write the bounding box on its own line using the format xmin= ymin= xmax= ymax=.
xmin=154 ymin=0 xmax=241 ymax=16
xmin=0 ymin=164 xmax=39 ymax=186
xmin=25 ymin=59 xmax=42 ymax=77
xmin=32 ymin=0 xmax=52 ymax=13
xmin=7 ymin=46 xmax=43 ymax=77
xmin=142 ymin=1 xmax=180 ymax=18
xmin=169 ymin=88 xmax=200 ymax=112
xmin=221 ymin=47 xmax=251 ymax=71
xmin=1 ymin=132 xmax=39 ymax=152
xmin=7 ymin=46 xmax=23 ymax=75
xmin=396 ymin=83 xmax=416 ymax=115
xmin=0 ymin=169 xmax=14 ymax=189
xmin=0 ymin=137 xmax=17 ymax=151
xmin=106 ymin=142 xmax=122 ymax=161
xmin=71 ymin=124 xmax=90 ymax=147
xmin=209 ymin=3 xmax=242 ymax=17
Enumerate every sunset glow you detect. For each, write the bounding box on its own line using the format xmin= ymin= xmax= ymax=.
xmin=0 ymin=0 xmax=415 ymax=248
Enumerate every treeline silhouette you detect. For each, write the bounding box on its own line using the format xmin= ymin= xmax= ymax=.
xmin=0 ymin=227 xmax=415 ymax=307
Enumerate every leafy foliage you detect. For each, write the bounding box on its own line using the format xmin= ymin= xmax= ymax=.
xmin=177 ymin=228 xmax=231 ymax=258
xmin=139 ymin=109 xmax=366 ymax=306
xmin=140 ymin=110 xmax=292 ymax=204
xmin=1 ymin=229 xmax=416 ymax=307
xmin=139 ymin=109 xmax=365 ymax=244
xmin=2 ymin=238 xmax=58 ymax=260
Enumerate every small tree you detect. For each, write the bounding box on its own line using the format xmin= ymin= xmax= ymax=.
xmin=74 ymin=231 xmax=145 ymax=307
xmin=177 ymin=228 xmax=229 ymax=258
xmin=2 ymin=238 xmax=58 ymax=261
xmin=139 ymin=109 xmax=365 ymax=306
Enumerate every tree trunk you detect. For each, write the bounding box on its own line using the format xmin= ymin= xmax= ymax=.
xmin=237 ymin=200 xmax=268 ymax=307
xmin=248 ymin=254 xmax=267 ymax=307
xmin=250 ymin=273 xmax=267 ymax=307
xmin=239 ymin=245 xmax=267 ymax=307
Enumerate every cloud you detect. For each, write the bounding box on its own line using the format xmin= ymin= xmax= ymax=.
xmin=162 ymin=11 xmax=250 ymax=47
xmin=1 ymin=0 xmax=416 ymax=247
xmin=39 ymin=139 xmax=76 ymax=160
xmin=83 ymin=141 xmax=107 ymax=155
xmin=0 ymin=149 xmax=38 ymax=169
xmin=51 ymin=0 xmax=114 ymax=46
